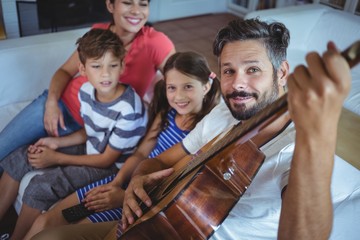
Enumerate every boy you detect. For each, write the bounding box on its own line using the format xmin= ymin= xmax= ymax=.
xmin=0 ymin=28 xmax=148 ymax=240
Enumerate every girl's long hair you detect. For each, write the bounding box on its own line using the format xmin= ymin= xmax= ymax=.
xmin=148 ymin=51 xmax=221 ymax=132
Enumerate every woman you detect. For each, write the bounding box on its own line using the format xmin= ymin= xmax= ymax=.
xmin=0 ymin=0 xmax=175 ymax=162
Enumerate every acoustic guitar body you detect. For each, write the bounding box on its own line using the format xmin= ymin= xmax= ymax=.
xmin=121 ymin=140 xmax=265 ymax=240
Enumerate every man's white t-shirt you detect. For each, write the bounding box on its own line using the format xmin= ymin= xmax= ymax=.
xmin=182 ymin=101 xmax=295 ymax=239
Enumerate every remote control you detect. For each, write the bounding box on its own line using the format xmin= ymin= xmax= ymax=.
xmin=62 ymin=202 xmax=95 ymax=223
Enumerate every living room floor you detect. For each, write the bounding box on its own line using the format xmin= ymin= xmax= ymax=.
xmin=153 ymin=13 xmax=240 ymax=75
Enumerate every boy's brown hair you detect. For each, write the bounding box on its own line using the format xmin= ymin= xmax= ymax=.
xmin=76 ymin=28 xmax=125 ymax=65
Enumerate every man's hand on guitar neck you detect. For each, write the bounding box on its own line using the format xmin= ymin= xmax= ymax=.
xmin=122 ymin=168 xmax=174 ymax=229
xmin=278 ymin=42 xmax=353 ymax=239
xmin=287 ymin=41 xmax=351 ymax=138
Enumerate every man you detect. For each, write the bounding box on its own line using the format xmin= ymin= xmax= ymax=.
xmin=121 ymin=19 xmax=351 ymax=240
xmin=32 ymin=18 xmax=352 ymax=240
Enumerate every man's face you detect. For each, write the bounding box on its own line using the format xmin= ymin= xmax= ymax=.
xmin=219 ymin=40 xmax=280 ymax=121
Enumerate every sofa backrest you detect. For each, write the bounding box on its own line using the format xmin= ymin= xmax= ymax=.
xmin=245 ymin=4 xmax=331 ymax=53
xmin=0 ymin=28 xmax=89 ymax=109
xmin=306 ymin=10 xmax=360 ymax=115
xmin=245 ymin=4 xmax=360 ymax=72
xmin=305 ymin=9 xmax=360 ymax=56
xmin=245 ymin=4 xmax=360 ymax=115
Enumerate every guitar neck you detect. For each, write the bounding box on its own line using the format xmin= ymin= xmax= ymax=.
xmin=342 ymin=40 xmax=360 ymax=68
xmin=182 ymin=94 xmax=288 ymax=178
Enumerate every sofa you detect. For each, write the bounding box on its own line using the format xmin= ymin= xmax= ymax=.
xmin=0 ymin=3 xmax=359 ymax=239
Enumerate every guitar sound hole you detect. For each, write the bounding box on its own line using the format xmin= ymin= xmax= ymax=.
xmin=150 ymin=169 xmax=187 ymax=204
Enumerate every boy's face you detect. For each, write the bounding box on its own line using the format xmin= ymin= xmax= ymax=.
xmin=79 ymin=51 xmax=123 ymax=97
xmin=219 ymin=40 xmax=287 ymax=121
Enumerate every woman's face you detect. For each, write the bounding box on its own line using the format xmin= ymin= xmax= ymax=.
xmin=107 ymin=0 xmax=150 ymax=34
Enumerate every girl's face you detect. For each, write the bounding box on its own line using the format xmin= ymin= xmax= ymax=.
xmin=107 ymin=0 xmax=150 ymax=34
xmin=165 ymin=69 xmax=211 ymax=117
xmin=79 ymin=51 xmax=123 ymax=102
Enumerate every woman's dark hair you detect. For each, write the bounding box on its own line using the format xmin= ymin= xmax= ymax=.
xmin=213 ymin=18 xmax=290 ymax=71
xmin=148 ymin=51 xmax=221 ymax=132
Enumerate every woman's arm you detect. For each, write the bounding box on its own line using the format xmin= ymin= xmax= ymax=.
xmin=44 ymin=50 xmax=80 ymax=137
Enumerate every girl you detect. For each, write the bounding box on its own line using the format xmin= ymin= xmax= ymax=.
xmin=26 ymin=51 xmax=221 ymax=240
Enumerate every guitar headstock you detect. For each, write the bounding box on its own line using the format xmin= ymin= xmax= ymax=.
xmin=342 ymin=40 xmax=360 ymax=68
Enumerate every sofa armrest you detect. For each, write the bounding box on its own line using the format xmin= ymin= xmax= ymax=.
xmin=336 ymin=108 xmax=360 ymax=170
xmin=0 ymin=28 xmax=89 ymax=110
xmin=0 ymin=28 xmax=89 ymax=132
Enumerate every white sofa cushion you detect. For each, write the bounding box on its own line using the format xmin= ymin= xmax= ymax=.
xmin=305 ymin=9 xmax=360 ymax=54
xmin=0 ymin=101 xmax=29 ymax=131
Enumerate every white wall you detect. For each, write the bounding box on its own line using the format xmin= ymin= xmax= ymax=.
xmin=149 ymin=0 xmax=228 ymax=22
xmin=1 ymin=0 xmax=20 ymax=38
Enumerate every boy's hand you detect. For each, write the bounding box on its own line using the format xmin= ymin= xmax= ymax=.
xmin=27 ymin=145 xmax=42 ymax=154
xmin=33 ymin=137 xmax=60 ymax=149
xmin=27 ymin=146 xmax=58 ymax=168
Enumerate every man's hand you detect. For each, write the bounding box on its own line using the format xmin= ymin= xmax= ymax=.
xmin=121 ymin=168 xmax=174 ymax=229
xmin=278 ymin=42 xmax=352 ymax=240
xmin=287 ymin=41 xmax=351 ymax=136
xmin=44 ymin=99 xmax=66 ymax=137
xmin=84 ymin=184 xmax=125 ymax=212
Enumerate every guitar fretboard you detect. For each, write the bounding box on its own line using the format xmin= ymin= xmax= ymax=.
xmin=181 ymin=95 xmax=287 ymax=181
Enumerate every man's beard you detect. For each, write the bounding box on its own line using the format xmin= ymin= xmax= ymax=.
xmin=223 ymin=78 xmax=279 ymax=121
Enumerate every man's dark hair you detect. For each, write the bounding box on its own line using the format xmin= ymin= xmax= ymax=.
xmin=213 ymin=18 xmax=290 ymax=71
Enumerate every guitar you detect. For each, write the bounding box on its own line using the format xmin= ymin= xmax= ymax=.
xmin=119 ymin=41 xmax=360 ymax=240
